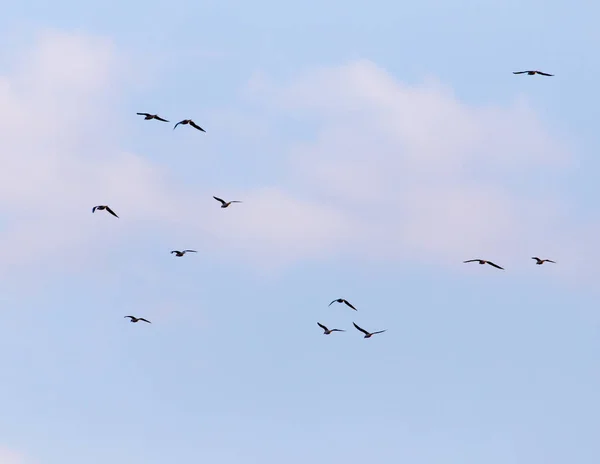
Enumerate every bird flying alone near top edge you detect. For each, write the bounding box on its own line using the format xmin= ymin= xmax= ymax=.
xmin=213 ymin=196 xmax=242 ymax=208
xmin=137 ymin=112 xmax=169 ymax=122
xmin=352 ymin=322 xmax=386 ymax=339
xmin=513 ymin=70 xmax=554 ymax=76
xmin=329 ymin=298 xmax=357 ymax=311
xmin=317 ymin=322 xmax=345 ymax=335
xmin=92 ymin=205 xmax=119 ymax=218
xmin=171 ymin=250 xmax=197 ymax=257
xmin=173 ymin=119 xmax=206 ymax=132
xmin=532 ymin=257 xmax=556 ymax=265
xmin=124 ymin=316 xmax=151 ymax=324
xmin=463 ymin=259 xmax=504 ymax=270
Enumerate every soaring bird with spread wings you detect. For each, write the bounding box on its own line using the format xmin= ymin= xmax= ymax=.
xmin=532 ymin=257 xmax=556 ymax=265
xmin=513 ymin=70 xmax=554 ymax=76
xmin=213 ymin=196 xmax=242 ymax=208
xmin=328 ymin=298 xmax=357 ymax=311
xmin=352 ymin=322 xmax=386 ymax=339
xmin=463 ymin=259 xmax=504 ymax=270
xmin=171 ymin=250 xmax=197 ymax=257
xmin=124 ymin=316 xmax=151 ymax=324
xmin=92 ymin=205 xmax=119 ymax=218
xmin=173 ymin=119 xmax=206 ymax=132
xmin=317 ymin=322 xmax=345 ymax=335
xmin=137 ymin=112 xmax=169 ymax=122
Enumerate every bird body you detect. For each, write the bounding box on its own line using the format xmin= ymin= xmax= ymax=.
xmin=463 ymin=259 xmax=504 ymax=270
xmin=137 ymin=112 xmax=169 ymax=122
xmin=213 ymin=196 xmax=242 ymax=208
xmin=174 ymin=119 xmax=206 ymax=132
xmin=513 ymin=70 xmax=554 ymax=76
xmin=124 ymin=316 xmax=151 ymax=324
xmin=317 ymin=322 xmax=345 ymax=335
xmin=532 ymin=257 xmax=556 ymax=265
xmin=352 ymin=322 xmax=386 ymax=338
xmin=92 ymin=205 xmax=119 ymax=218
xmin=171 ymin=250 xmax=197 ymax=257
xmin=328 ymin=298 xmax=357 ymax=311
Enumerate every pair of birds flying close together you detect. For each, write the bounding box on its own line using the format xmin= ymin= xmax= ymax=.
xmin=463 ymin=257 xmax=556 ymax=270
xmin=317 ymin=322 xmax=386 ymax=338
xmin=137 ymin=113 xmax=206 ymax=132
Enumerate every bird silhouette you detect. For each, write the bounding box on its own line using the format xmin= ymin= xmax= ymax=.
xmin=513 ymin=70 xmax=554 ymax=76
xmin=213 ymin=196 xmax=242 ymax=208
xmin=173 ymin=119 xmax=205 ymax=132
xmin=352 ymin=322 xmax=386 ymax=339
xmin=137 ymin=112 xmax=169 ymax=122
xmin=317 ymin=322 xmax=345 ymax=335
xmin=532 ymin=257 xmax=556 ymax=265
xmin=463 ymin=259 xmax=504 ymax=270
xmin=328 ymin=298 xmax=357 ymax=311
xmin=92 ymin=205 xmax=119 ymax=218
xmin=170 ymin=250 xmax=197 ymax=257
xmin=124 ymin=316 xmax=151 ymax=324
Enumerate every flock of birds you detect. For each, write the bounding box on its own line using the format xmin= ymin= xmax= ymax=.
xmin=102 ymin=69 xmax=556 ymax=334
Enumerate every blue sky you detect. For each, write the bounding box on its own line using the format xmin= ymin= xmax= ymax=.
xmin=1 ymin=1 xmax=600 ymax=463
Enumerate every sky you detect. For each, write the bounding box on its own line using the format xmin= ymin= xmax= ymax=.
xmin=1 ymin=0 xmax=600 ymax=463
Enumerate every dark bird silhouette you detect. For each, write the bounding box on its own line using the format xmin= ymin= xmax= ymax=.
xmin=124 ymin=316 xmax=151 ymax=324
xmin=213 ymin=196 xmax=242 ymax=208
xmin=352 ymin=322 xmax=386 ymax=339
xmin=137 ymin=112 xmax=169 ymax=122
xmin=463 ymin=259 xmax=504 ymax=270
xmin=171 ymin=250 xmax=197 ymax=257
xmin=92 ymin=205 xmax=119 ymax=218
xmin=317 ymin=322 xmax=345 ymax=335
xmin=173 ymin=119 xmax=205 ymax=132
xmin=532 ymin=257 xmax=556 ymax=265
xmin=328 ymin=298 xmax=357 ymax=311
xmin=513 ymin=70 xmax=554 ymax=76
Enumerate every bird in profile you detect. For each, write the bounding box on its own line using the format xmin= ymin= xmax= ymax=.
xmin=124 ymin=316 xmax=151 ymax=324
xmin=213 ymin=196 xmax=242 ymax=208
xmin=532 ymin=257 xmax=556 ymax=265
xmin=513 ymin=70 xmax=554 ymax=76
xmin=92 ymin=205 xmax=119 ymax=218
xmin=137 ymin=112 xmax=169 ymax=122
xmin=328 ymin=298 xmax=357 ymax=311
xmin=173 ymin=119 xmax=206 ymax=132
xmin=317 ymin=322 xmax=345 ymax=335
xmin=171 ymin=250 xmax=197 ymax=257
xmin=463 ymin=259 xmax=504 ymax=270
xmin=353 ymin=322 xmax=386 ymax=339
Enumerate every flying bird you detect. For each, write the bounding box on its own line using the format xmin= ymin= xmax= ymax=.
xmin=124 ymin=316 xmax=151 ymax=324
xmin=137 ymin=112 xmax=169 ymax=122
xmin=513 ymin=70 xmax=554 ymax=76
xmin=173 ymin=119 xmax=206 ymax=132
xmin=352 ymin=322 xmax=386 ymax=339
xmin=532 ymin=257 xmax=556 ymax=265
xmin=92 ymin=205 xmax=119 ymax=218
xmin=328 ymin=298 xmax=357 ymax=311
xmin=317 ymin=322 xmax=345 ymax=335
xmin=213 ymin=196 xmax=242 ymax=208
xmin=463 ymin=259 xmax=504 ymax=270
xmin=171 ymin=250 xmax=197 ymax=257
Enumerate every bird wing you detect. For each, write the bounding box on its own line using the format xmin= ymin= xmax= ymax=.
xmin=189 ymin=120 xmax=206 ymax=132
xmin=173 ymin=120 xmax=184 ymax=130
xmin=531 ymin=257 xmax=540 ymax=260
xmin=213 ymin=196 xmax=226 ymax=205
xmin=353 ymin=322 xmax=370 ymax=335
xmin=537 ymin=71 xmax=554 ymax=76
xmin=231 ymin=201 xmax=242 ymax=203
xmin=92 ymin=206 xmax=98 ymax=213
xmin=154 ymin=115 xmax=169 ymax=122
xmin=137 ymin=112 xmax=151 ymax=116
xmin=463 ymin=259 xmax=479 ymax=263
xmin=330 ymin=329 xmax=345 ymax=332
xmin=328 ymin=299 xmax=337 ymax=306
xmin=139 ymin=318 xmax=151 ymax=323
xmin=183 ymin=250 xmax=197 ymax=253
xmin=546 ymin=259 xmax=556 ymax=263
xmin=105 ymin=206 xmax=119 ymax=218
xmin=124 ymin=316 xmax=134 ymax=319
xmin=343 ymin=300 xmax=357 ymax=311
xmin=486 ymin=261 xmax=504 ymax=270
xmin=371 ymin=330 xmax=387 ymax=335
xmin=170 ymin=251 xmax=180 ymax=254
xmin=317 ymin=322 xmax=328 ymax=331
xmin=513 ymin=71 xmax=527 ymax=74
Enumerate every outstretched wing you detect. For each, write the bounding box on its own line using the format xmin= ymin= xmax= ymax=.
xmin=170 ymin=251 xmax=180 ymax=254
xmin=486 ymin=261 xmax=504 ymax=270
xmin=352 ymin=322 xmax=370 ymax=336
xmin=92 ymin=206 xmax=98 ymax=213
xmin=343 ymin=300 xmax=357 ymax=311
xmin=371 ymin=330 xmax=387 ymax=335
xmin=546 ymin=259 xmax=556 ymax=263
xmin=183 ymin=250 xmax=197 ymax=253
xmin=137 ymin=112 xmax=151 ymax=116
xmin=105 ymin=206 xmax=119 ymax=218
xmin=189 ymin=120 xmax=206 ymax=132
xmin=230 ymin=201 xmax=243 ymax=204
xmin=139 ymin=318 xmax=152 ymax=324
xmin=328 ymin=299 xmax=338 ymax=306
xmin=531 ymin=257 xmax=540 ymax=261
xmin=537 ymin=71 xmax=554 ymax=76
xmin=330 ymin=329 xmax=345 ymax=332
xmin=213 ymin=196 xmax=226 ymax=205
xmin=124 ymin=316 xmax=134 ymax=320
xmin=173 ymin=120 xmax=184 ymax=130
xmin=317 ymin=322 xmax=328 ymax=331
xmin=154 ymin=115 xmax=169 ymax=122
xmin=463 ymin=259 xmax=479 ymax=263
xmin=513 ymin=71 xmax=528 ymax=74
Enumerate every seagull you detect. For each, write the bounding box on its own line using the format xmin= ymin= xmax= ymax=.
xmin=513 ymin=70 xmax=554 ymax=76
xmin=213 ymin=196 xmax=242 ymax=208
xmin=317 ymin=322 xmax=345 ymax=335
xmin=352 ymin=322 xmax=386 ymax=339
xmin=173 ymin=119 xmax=206 ymax=132
xmin=532 ymin=257 xmax=556 ymax=265
xmin=463 ymin=259 xmax=504 ymax=270
xmin=124 ymin=316 xmax=151 ymax=324
xmin=92 ymin=205 xmax=119 ymax=218
xmin=137 ymin=112 xmax=169 ymax=122
xmin=171 ymin=250 xmax=197 ymax=257
xmin=328 ymin=298 xmax=357 ymax=311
